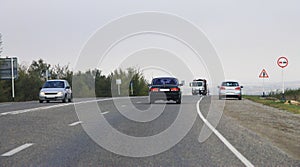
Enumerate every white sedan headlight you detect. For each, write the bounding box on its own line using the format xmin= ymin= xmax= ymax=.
xmin=57 ymin=91 xmax=64 ymax=96
xmin=40 ymin=91 xmax=45 ymax=96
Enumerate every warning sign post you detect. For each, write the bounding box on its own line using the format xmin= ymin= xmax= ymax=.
xmin=259 ymin=69 xmax=269 ymax=79
xmin=259 ymin=69 xmax=269 ymax=97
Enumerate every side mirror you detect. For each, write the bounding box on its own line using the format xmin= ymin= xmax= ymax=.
xmin=39 ymin=87 xmax=42 ymax=90
xmin=147 ymin=84 xmax=152 ymax=87
xmin=179 ymin=83 xmax=183 ymax=86
xmin=66 ymin=86 xmax=70 ymax=89
xmin=189 ymin=83 xmax=192 ymax=87
xmin=217 ymin=86 xmax=220 ymax=88
xmin=240 ymin=86 xmax=244 ymax=88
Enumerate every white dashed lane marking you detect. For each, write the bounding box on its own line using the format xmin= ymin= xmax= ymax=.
xmin=101 ymin=111 xmax=110 ymax=115
xmin=1 ymin=143 xmax=34 ymax=157
xmin=68 ymin=121 xmax=83 ymax=126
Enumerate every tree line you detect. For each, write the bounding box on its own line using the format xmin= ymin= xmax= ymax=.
xmin=0 ymin=59 xmax=149 ymax=102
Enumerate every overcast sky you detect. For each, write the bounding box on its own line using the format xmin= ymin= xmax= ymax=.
xmin=1 ymin=0 xmax=300 ymax=86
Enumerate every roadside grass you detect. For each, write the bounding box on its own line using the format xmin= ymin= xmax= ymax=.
xmin=244 ymin=95 xmax=300 ymax=114
xmin=270 ymin=88 xmax=300 ymax=101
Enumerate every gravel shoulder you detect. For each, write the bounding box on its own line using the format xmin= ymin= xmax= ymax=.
xmin=223 ymin=99 xmax=300 ymax=160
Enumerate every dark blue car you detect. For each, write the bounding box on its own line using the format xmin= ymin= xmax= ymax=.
xmin=149 ymin=77 xmax=182 ymax=104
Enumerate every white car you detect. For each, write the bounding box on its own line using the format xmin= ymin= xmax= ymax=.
xmin=39 ymin=79 xmax=72 ymax=103
xmin=218 ymin=81 xmax=243 ymax=100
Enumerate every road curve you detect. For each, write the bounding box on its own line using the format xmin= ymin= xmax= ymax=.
xmin=0 ymin=96 xmax=299 ymax=166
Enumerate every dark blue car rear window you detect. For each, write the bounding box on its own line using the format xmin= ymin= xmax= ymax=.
xmin=152 ymin=78 xmax=178 ymax=85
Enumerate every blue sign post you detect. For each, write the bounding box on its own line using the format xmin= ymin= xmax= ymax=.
xmin=0 ymin=57 xmax=18 ymax=80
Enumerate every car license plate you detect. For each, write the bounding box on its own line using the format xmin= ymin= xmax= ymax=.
xmin=160 ymin=89 xmax=170 ymax=91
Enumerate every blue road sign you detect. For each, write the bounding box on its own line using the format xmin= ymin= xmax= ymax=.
xmin=0 ymin=57 xmax=18 ymax=80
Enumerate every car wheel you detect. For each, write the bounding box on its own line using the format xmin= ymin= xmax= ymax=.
xmin=46 ymin=100 xmax=50 ymax=103
xmin=62 ymin=95 xmax=67 ymax=103
xmin=39 ymin=100 xmax=43 ymax=103
xmin=238 ymin=96 xmax=242 ymax=100
xmin=68 ymin=94 xmax=72 ymax=102
xmin=176 ymin=98 xmax=181 ymax=104
xmin=150 ymin=98 xmax=155 ymax=104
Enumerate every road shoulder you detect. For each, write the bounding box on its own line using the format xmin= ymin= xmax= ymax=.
xmin=223 ymin=99 xmax=300 ymax=160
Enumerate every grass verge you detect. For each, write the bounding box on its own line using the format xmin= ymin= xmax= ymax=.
xmin=244 ymin=95 xmax=300 ymax=114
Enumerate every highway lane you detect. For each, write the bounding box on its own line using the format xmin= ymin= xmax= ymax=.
xmin=0 ymin=98 xmax=99 ymax=114
xmin=0 ymin=96 xmax=299 ymax=166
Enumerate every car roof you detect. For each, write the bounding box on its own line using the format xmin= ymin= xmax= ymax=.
xmin=222 ymin=81 xmax=239 ymax=83
xmin=152 ymin=77 xmax=177 ymax=79
xmin=46 ymin=79 xmax=67 ymax=82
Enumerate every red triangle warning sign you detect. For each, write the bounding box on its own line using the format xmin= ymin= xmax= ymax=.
xmin=259 ymin=69 xmax=269 ymax=78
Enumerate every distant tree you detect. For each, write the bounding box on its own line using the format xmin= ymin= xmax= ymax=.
xmin=20 ymin=60 xmax=50 ymax=101
xmin=110 ymin=68 xmax=148 ymax=97
xmin=130 ymin=71 xmax=149 ymax=96
xmin=95 ymin=69 xmax=112 ymax=97
xmin=72 ymin=70 xmax=96 ymax=98
xmin=51 ymin=64 xmax=73 ymax=86
xmin=14 ymin=64 xmax=40 ymax=101
xmin=28 ymin=59 xmax=51 ymax=81
xmin=0 ymin=80 xmax=11 ymax=102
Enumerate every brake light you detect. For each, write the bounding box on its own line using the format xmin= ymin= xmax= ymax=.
xmin=150 ymin=88 xmax=159 ymax=92
xmin=235 ymin=87 xmax=241 ymax=90
xmin=220 ymin=86 xmax=225 ymax=90
xmin=170 ymin=87 xmax=180 ymax=91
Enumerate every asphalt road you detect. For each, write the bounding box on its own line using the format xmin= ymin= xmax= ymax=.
xmin=0 ymin=96 xmax=299 ymax=166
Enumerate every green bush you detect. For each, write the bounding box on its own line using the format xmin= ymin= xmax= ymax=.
xmin=0 ymin=59 xmax=149 ymax=102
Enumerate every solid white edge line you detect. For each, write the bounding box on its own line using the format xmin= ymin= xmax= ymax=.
xmin=196 ymin=98 xmax=254 ymax=167
xmin=1 ymin=143 xmax=34 ymax=157
xmin=0 ymin=103 xmax=71 ymax=116
xmin=68 ymin=121 xmax=83 ymax=126
xmin=0 ymin=96 xmax=148 ymax=116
